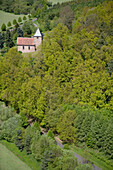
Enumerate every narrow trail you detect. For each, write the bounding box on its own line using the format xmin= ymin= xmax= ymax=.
xmin=55 ymin=139 xmax=101 ymax=170
xmin=40 ymin=128 xmax=101 ymax=170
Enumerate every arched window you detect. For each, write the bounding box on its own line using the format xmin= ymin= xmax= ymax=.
xmin=23 ymin=46 xmax=24 ymax=50
xmin=28 ymin=46 xmax=30 ymax=50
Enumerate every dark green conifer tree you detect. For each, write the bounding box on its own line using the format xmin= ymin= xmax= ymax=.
xmin=108 ymin=59 xmax=113 ymax=76
xmin=15 ymin=128 xmax=24 ymax=151
xmin=103 ymin=121 xmax=113 ymax=158
xmin=17 ymin=27 xmax=23 ymax=37
xmin=5 ymin=29 xmax=14 ymax=48
xmin=7 ymin=21 xmax=11 ymax=27
xmin=78 ymin=113 xmax=92 ymax=143
xmin=18 ymin=17 xmax=22 ymax=23
xmin=1 ymin=23 xmax=6 ymax=31
xmin=0 ymin=32 xmax=4 ymax=49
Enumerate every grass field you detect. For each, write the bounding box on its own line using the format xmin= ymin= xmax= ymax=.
xmin=0 ymin=10 xmax=27 ymax=30
xmin=48 ymin=0 xmax=73 ymax=5
xmin=0 ymin=140 xmax=41 ymax=170
xmin=0 ymin=143 xmax=31 ymax=170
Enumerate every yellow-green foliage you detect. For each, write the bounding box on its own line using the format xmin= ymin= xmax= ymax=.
xmin=0 ymin=0 xmax=113 ymax=161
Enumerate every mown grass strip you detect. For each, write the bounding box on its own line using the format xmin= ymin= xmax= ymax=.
xmin=71 ymin=145 xmax=113 ymax=170
xmin=0 ymin=10 xmax=27 ymax=30
xmin=48 ymin=0 xmax=73 ymax=5
xmin=0 ymin=143 xmax=31 ymax=170
xmin=0 ymin=140 xmax=41 ymax=170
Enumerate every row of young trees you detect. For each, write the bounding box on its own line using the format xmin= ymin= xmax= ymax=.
xmin=1 ymin=16 xmax=27 ymax=32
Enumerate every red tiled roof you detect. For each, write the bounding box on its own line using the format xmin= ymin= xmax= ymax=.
xmin=17 ymin=37 xmax=35 ymax=46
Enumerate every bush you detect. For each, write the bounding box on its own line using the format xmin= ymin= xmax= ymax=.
xmin=0 ymin=115 xmax=22 ymax=142
xmin=47 ymin=129 xmax=54 ymax=139
xmin=28 ymin=14 xmax=32 ymax=20
xmin=33 ymin=121 xmax=41 ymax=133
xmin=18 ymin=17 xmax=22 ymax=23
xmin=63 ymin=144 xmax=70 ymax=150
xmin=22 ymin=20 xmax=35 ymax=35
xmin=24 ymin=134 xmax=32 ymax=154
xmin=48 ymin=150 xmax=78 ymax=170
xmin=31 ymin=135 xmax=55 ymax=161
xmin=0 ymin=102 xmax=16 ymax=122
xmin=1 ymin=23 xmax=6 ymax=31
xmin=14 ymin=127 xmax=24 ymax=151
xmin=19 ymin=112 xmax=28 ymax=127
xmin=24 ymin=126 xmax=40 ymax=154
xmin=13 ymin=19 xmax=17 ymax=25
xmin=23 ymin=16 xmax=27 ymax=21
xmin=75 ymin=164 xmax=93 ymax=170
xmin=7 ymin=21 xmax=11 ymax=27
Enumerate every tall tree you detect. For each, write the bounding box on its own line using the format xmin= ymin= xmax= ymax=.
xmin=5 ymin=29 xmax=14 ymax=48
xmin=18 ymin=17 xmax=22 ymax=23
xmin=7 ymin=21 xmax=11 ymax=28
xmin=57 ymin=110 xmax=76 ymax=143
xmin=17 ymin=27 xmax=23 ymax=37
xmin=13 ymin=19 xmax=17 ymax=25
xmin=1 ymin=23 xmax=6 ymax=31
xmin=59 ymin=5 xmax=74 ymax=30
xmin=108 ymin=59 xmax=113 ymax=76
xmin=0 ymin=32 xmax=4 ymax=49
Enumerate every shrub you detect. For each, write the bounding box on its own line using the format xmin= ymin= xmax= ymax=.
xmin=7 ymin=21 xmax=11 ymax=27
xmin=23 ymin=16 xmax=27 ymax=21
xmin=24 ymin=126 xmax=40 ymax=154
xmin=75 ymin=164 xmax=93 ymax=170
xmin=47 ymin=129 xmax=54 ymax=139
xmin=13 ymin=19 xmax=17 ymax=25
xmin=63 ymin=144 xmax=70 ymax=150
xmin=14 ymin=127 xmax=24 ymax=151
xmin=31 ymin=135 xmax=55 ymax=161
xmin=18 ymin=17 xmax=22 ymax=23
xmin=1 ymin=23 xmax=6 ymax=31
xmin=33 ymin=121 xmax=41 ymax=133
xmin=0 ymin=102 xmax=16 ymax=122
xmin=0 ymin=115 xmax=22 ymax=142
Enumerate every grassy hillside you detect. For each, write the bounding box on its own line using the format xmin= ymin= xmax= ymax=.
xmin=0 ymin=143 xmax=31 ymax=170
xmin=0 ymin=10 xmax=26 ymax=30
xmin=48 ymin=0 xmax=72 ymax=4
xmin=0 ymin=141 xmax=41 ymax=170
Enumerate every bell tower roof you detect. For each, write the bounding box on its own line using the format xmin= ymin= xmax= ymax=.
xmin=34 ymin=28 xmax=42 ymax=37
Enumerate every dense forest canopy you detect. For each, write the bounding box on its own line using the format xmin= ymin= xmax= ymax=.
xmin=0 ymin=0 xmax=113 ymax=167
xmin=0 ymin=0 xmax=50 ymax=15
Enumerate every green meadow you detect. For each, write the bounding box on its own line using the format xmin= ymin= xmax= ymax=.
xmin=48 ymin=0 xmax=72 ymax=5
xmin=0 ymin=143 xmax=31 ymax=170
xmin=0 ymin=141 xmax=41 ymax=170
xmin=0 ymin=10 xmax=26 ymax=30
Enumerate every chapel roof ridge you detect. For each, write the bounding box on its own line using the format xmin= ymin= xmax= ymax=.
xmin=17 ymin=37 xmax=35 ymax=46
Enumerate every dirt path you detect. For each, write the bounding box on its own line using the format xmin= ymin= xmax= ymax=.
xmin=55 ymin=138 xmax=101 ymax=170
xmin=40 ymin=128 xmax=101 ymax=170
